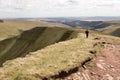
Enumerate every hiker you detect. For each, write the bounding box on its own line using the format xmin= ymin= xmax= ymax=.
xmin=85 ymin=30 xmax=89 ymax=38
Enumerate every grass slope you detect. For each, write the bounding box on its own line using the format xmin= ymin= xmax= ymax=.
xmin=96 ymin=20 xmax=120 ymax=37
xmin=0 ymin=27 xmax=78 ymax=66
xmin=0 ymin=33 xmax=95 ymax=80
xmin=0 ymin=20 xmax=69 ymax=40
xmin=98 ymin=26 xmax=120 ymax=37
xmin=110 ymin=28 xmax=120 ymax=37
xmin=0 ymin=30 xmax=120 ymax=80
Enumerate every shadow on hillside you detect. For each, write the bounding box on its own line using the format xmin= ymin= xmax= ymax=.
xmin=0 ymin=27 xmax=78 ymax=66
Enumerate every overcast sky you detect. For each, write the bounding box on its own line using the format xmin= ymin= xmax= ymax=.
xmin=0 ymin=0 xmax=120 ymax=18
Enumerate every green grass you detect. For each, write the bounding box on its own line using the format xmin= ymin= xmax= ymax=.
xmin=0 ymin=20 xmax=69 ymax=40
xmin=0 ymin=20 xmax=120 ymax=80
xmin=86 ymin=61 xmax=96 ymax=68
xmin=110 ymin=28 xmax=120 ymax=37
xmin=98 ymin=26 xmax=120 ymax=37
xmin=0 ymin=32 xmax=96 ymax=80
xmin=98 ymin=34 xmax=120 ymax=44
xmin=0 ymin=27 xmax=78 ymax=66
xmin=0 ymin=31 xmax=120 ymax=80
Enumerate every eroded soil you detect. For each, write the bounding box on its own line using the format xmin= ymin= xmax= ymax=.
xmin=62 ymin=38 xmax=120 ymax=80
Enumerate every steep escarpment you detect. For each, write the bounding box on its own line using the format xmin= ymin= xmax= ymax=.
xmin=0 ymin=27 xmax=78 ymax=66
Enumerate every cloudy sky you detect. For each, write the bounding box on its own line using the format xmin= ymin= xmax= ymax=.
xmin=0 ymin=0 xmax=120 ymax=18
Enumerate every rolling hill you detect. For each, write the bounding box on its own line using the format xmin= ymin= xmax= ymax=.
xmin=0 ymin=20 xmax=70 ymax=40
xmin=0 ymin=19 xmax=119 ymax=80
xmin=41 ymin=18 xmax=120 ymax=37
xmin=38 ymin=18 xmax=112 ymax=29
xmin=0 ymin=29 xmax=120 ymax=80
xmin=10 ymin=18 xmax=119 ymax=37
xmin=0 ymin=30 xmax=95 ymax=80
xmin=0 ymin=27 xmax=78 ymax=66
xmin=98 ymin=25 xmax=120 ymax=37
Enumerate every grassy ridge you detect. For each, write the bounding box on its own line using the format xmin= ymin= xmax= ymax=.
xmin=0 ymin=28 xmax=120 ymax=80
xmin=0 ymin=20 xmax=69 ymax=40
xmin=0 ymin=20 xmax=119 ymax=80
xmin=0 ymin=27 xmax=78 ymax=66
xmin=0 ymin=33 xmax=95 ymax=80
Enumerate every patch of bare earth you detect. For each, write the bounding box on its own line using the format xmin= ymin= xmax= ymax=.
xmin=62 ymin=39 xmax=120 ymax=80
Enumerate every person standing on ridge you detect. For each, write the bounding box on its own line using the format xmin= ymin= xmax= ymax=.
xmin=85 ymin=30 xmax=89 ymax=38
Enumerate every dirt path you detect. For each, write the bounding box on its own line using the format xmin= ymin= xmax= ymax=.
xmin=62 ymin=40 xmax=120 ymax=80
xmin=88 ymin=44 xmax=120 ymax=80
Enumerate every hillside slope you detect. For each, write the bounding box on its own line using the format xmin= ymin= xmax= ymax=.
xmin=0 ymin=20 xmax=70 ymax=40
xmin=98 ymin=26 xmax=120 ymax=37
xmin=44 ymin=19 xmax=120 ymax=37
xmin=111 ymin=28 xmax=120 ymax=37
xmin=62 ymin=21 xmax=111 ymax=29
xmin=45 ymin=19 xmax=112 ymax=29
xmin=0 ymin=21 xmax=120 ymax=80
xmin=0 ymin=32 xmax=96 ymax=80
xmin=0 ymin=27 xmax=78 ymax=66
xmin=0 ymin=27 xmax=119 ymax=80
xmin=64 ymin=35 xmax=120 ymax=80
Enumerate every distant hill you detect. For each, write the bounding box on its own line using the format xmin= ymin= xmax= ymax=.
xmin=98 ymin=25 xmax=120 ymax=37
xmin=0 ymin=18 xmax=119 ymax=80
xmin=0 ymin=20 xmax=3 ymax=23
xmin=111 ymin=28 xmax=120 ymax=37
xmin=19 ymin=16 xmax=120 ymax=22
xmin=60 ymin=20 xmax=120 ymax=37
xmin=0 ymin=27 xmax=78 ymax=66
xmin=36 ymin=18 xmax=120 ymax=37
xmin=0 ymin=20 xmax=70 ymax=40
xmin=34 ymin=17 xmax=120 ymax=29
xmin=62 ymin=21 xmax=111 ymax=29
xmin=0 ymin=27 xmax=120 ymax=80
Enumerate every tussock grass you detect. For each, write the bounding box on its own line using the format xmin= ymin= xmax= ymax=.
xmin=0 ymin=33 xmax=95 ymax=80
xmin=97 ymin=34 xmax=120 ymax=44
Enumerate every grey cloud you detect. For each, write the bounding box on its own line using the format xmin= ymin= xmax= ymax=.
xmin=53 ymin=0 xmax=79 ymax=9
xmin=0 ymin=0 xmax=31 ymax=11
xmin=67 ymin=0 xmax=78 ymax=4
xmin=96 ymin=3 xmax=120 ymax=7
xmin=0 ymin=0 xmax=120 ymax=18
